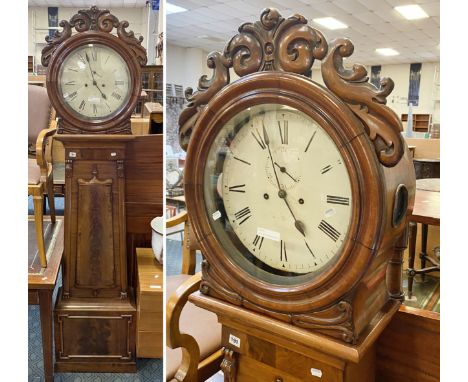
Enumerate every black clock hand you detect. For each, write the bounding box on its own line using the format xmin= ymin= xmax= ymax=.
xmin=274 ymin=162 xmax=298 ymax=182
xmin=85 ymin=52 xmax=107 ymax=100
xmin=263 ymin=122 xmax=305 ymax=237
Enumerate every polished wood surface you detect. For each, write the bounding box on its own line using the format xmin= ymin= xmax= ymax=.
xmin=125 ymin=134 xmax=164 ymax=288
xmin=28 ymin=216 xmax=64 ymax=382
xmin=136 ymin=248 xmax=163 ymax=358
xmin=191 ymin=292 xmax=399 ymax=382
xmin=411 ymin=182 xmax=440 ymax=226
xmin=376 ymin=306 xmax=440 ymax=382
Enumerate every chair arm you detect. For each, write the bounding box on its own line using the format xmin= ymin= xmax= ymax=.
xmin=167 ymin=210 xmax=188 ymax=228
xmin=35 ymin=127 xmax=56 ymax=176
xmin=167 ymin=273 xmax=202 ymax=382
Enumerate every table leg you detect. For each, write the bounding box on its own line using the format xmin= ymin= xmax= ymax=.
xmin=420 ymin=224 xmax=428 ymax=282
xmin=407 ymin=222 xmax=417 ymax=299
xmin=38 ymin=289 xmax=54 ymax=382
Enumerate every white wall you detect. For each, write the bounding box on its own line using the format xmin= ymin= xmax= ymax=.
xmin=29 ymin=6 xmax=152 ymax=68
xmin=166 ymin=44 xmax=211 ymax=91
xmin=165 ymin=45 xmax=440 ymax=121
xmin=312 ymin=62 xmax=439 ymax=119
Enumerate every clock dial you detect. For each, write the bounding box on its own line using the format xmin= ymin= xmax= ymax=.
xmin=58 ymin=43 xmax=131 ymax=120
xmin=204 ymin=104 xmax=353 ymax=284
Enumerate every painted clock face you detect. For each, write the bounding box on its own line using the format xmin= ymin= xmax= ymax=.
xmin=204 ymin=104 xmax=353 ymax=285
xmin=58 ymin=43 xmax=131 ymax=121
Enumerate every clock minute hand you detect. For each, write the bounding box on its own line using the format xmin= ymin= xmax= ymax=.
xmin=262 ymin=122 xmax=306 ymax=237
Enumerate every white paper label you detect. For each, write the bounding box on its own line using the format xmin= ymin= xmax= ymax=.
xmin=69 ymin=152 xmax=76 ymax=158
xmin=111 ymin=152 xmax=117 ymax=157
xmin=212 ymin=210 xmax=222 ymax=221
xmin=228 ymin=334 xmax=241 ymax=348
xmin=149 ymin=285 xmax=161 ymax=289
xmin=257 ymin=227 xmax=280 ymax=242
xmin=311 ymin=368 xmax=323 ymax=378
xmin=325 ymin=208 xmax=336 ymax=218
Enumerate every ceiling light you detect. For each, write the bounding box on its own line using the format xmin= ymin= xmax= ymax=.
xmin=376 ymin=48 xmax=399 ymax=56
xmin=166 ymin=3 xmax=187 ymax=15
xmin=313 ymin=17 xmax=348 ymax=30
xmin=395 ymin=4 xmax=429 ymax=20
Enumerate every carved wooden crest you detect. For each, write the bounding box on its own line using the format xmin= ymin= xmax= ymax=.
xmin=179 ymin=8 xmax=404 ymax=167
xmin=42 ymin=6 xmax=147 ymax=68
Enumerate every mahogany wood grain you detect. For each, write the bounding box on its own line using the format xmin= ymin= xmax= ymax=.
xmin=376 ymin=306 xmax=440 ymax=382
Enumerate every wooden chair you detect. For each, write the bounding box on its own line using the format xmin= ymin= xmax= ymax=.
xmin=166 ymin=211 xmax=223 ymax=382
xmin=28 ymin=85 xmax=57 ymax=268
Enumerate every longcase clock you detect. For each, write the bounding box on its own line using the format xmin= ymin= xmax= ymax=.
xmin=41 ymin=6 xmax=147 ymax=372
xmin=179 ymin=8 xmax=415 ymax=381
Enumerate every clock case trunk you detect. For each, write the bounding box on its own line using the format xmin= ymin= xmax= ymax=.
xmin=53 ymin=135 xmax=137 ymax=372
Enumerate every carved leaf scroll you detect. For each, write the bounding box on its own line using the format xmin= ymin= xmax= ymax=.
xmin=41 ymin=6 xmax=147 ymax=67
xmin=201 ymin=258 xmax=357 ymax=343
xmin=179 ymin=8 xmax=405 ymax=167
xmin=321 ymin=38 xmax=404 ymax=167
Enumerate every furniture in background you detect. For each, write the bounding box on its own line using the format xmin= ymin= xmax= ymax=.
xmin=28 ymin=55 xmax=34 ymax=73
xmin=134 ymin=65 xmax=163 ymax=115
xmin=136 ymin=247 xmax=163 ymax=358
xmin=376 ymin=306 xmax=439 ymax=382
xmin=28 ymin=216 xmax=64 ymax=382
xmin=28 ymin=74 xmax=47 ymax=87
xmin=401 ymin=113 xmax=431 ymax=132
xmin=143 ymin=102 xmax=163 ymax=134
xmin=28 ymin=85 xmax=57 ymax=267
xmin=166 ymin=211 xmax=223 ymax=381
xmin=413 ymin=158 xmax=440 ymax=179
xmin=131 ymin=117 xmax=151 ymax=135
xmin=407 ymin=179 xmax=440 ymax=299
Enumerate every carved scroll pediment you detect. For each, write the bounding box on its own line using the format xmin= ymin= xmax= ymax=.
xmin=179 ymin=8 xmax=404 ymax=167
xmin=41 ymin=6 xmax=147 ymax=67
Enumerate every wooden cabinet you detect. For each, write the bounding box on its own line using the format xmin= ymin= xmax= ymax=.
xmin=136 ymin=248 xmax=163 ymax=358
xmin=401 ymin=113 xmax=431 ymax=132
xmin=135 ymin=65 xmax=163 ymax=115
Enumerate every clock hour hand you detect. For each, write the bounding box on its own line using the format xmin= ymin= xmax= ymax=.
xmin=85 ymin=52 xmax=107 ymax=99
xmin=274 ymin=162 xmax=298 ymax=182
xmin=263 ymin=121 xmax=305 ymax=237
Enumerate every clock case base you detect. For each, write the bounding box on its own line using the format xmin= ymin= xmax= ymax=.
xmin=54 ymin=287 xmax=137 ymax=373
xmin=190 ymin=291 xmax=400 ymax=382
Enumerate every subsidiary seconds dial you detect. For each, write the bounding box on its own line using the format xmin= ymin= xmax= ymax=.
xmin=58 ymin=43 xmax=131 ymax=120
xmin=205 ymin=104 xmax=353 ymax=278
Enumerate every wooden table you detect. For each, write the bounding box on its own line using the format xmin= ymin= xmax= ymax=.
xmin=407 ymin=179 xmax=440 ymax=298
xmin=28 ymin=217 xmax=64 ymax=382
xmin=136 ymin=247 xmax=163 ymax=358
